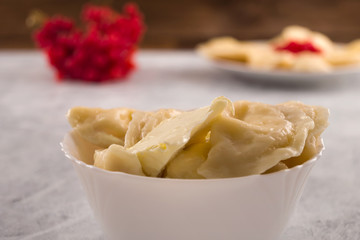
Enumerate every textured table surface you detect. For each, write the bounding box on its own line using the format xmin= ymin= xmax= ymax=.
xmin=1 ymin=50 xmax=359 ymax=240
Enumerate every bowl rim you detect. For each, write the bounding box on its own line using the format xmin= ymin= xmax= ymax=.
xmin=61 ymin=133 xmax=324 ymax=183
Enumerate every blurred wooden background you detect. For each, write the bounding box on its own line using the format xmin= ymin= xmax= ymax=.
xmin=1 ymin=0 xmax=360 ymax=49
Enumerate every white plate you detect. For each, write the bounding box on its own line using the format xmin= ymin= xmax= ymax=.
xmin=204 ymin=58 xmax=360 ymax=84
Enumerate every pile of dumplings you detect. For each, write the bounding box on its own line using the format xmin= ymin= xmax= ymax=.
xmin=67 ymin=97 xmax=329 ymax=179
xmin=197 ymin=25 xmax=360 ymax=72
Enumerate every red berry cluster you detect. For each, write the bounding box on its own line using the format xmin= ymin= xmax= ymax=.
xmin=275 ymin=41 xmax=321 ymax=54
xmin=34 ymin=4 xmax=144 ymax=82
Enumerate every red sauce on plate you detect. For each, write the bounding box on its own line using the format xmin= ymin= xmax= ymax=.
xmin=275 ymin=41 xmax=321 ymax=54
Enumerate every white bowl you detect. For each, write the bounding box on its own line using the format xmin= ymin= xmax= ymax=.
xmin=61 ymin=132 xmax=323 ymax=240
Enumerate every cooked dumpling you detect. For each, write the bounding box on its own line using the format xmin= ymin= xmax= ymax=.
xmin=124 ymin=109 xmax=181 ymax=148
xmin=326 ymin=46 xmax=360 ymax=66
xmin=165 ymin=142 xmax=210 ymax=179
xmin=197 ymin=101 xmax=317 ymax=178
xmin=197 ymin=25 xmax=360 ymax=72
xmin=271 ymin=25 xmax=333 ymax=54
xmin=280 ymin=102 xmax=329 ymax=168
xmin=68 ymin=130 xmax=103 ymax=165
xmin=292 ymin=54 xmax=331 ymax=72
xmin=197 ymin=37 xmax=250 ymax=61
xmin=94 ymin=144 xmax=144 ymax=176
xmin=346 ymin=39 xmax=360 ymax=52
xmin=66 ymin=97 xmax=329 ymax=178
xmin=67 ymin=107 xmax=134 ymax=148
xmin=90 ymin=97 xmax=230 ymax=177
xmin=128 ymin=96 xmax=230 ymax=177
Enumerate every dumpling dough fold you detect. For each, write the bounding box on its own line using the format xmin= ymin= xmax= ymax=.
xmin=197 ymin=101 xmax=317 ymax=178
xmin=67 ymin=107 xmax=134 ymax=148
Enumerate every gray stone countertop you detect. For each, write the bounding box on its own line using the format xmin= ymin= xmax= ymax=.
xmin=0 ymin=50 xmax=359 ymax=240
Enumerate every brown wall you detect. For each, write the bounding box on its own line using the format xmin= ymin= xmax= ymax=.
xmin=1 ymin=0 xmax=360 ymax=49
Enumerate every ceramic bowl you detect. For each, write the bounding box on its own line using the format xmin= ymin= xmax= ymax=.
xmin=61 ymin=132 xmax=322 ymax=240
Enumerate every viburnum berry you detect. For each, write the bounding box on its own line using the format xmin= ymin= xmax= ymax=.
xmin=275 ymin=41 xmax=321 ymax=54
xmin=34 ymin=3 xmax=144 ymax=82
